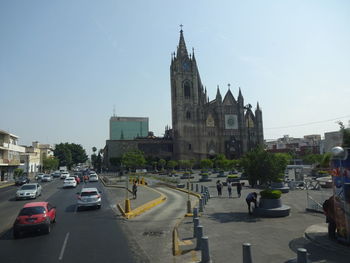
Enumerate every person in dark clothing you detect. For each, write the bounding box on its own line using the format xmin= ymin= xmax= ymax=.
xmin=237 ymin=183 xmax=242 ymax=198
xmin=246 ymin=192 xmax=258 ymax=215
xmin=216 ymin=180 xmax=222 ymax=197
xmin=323 ymin=195 xmax=336 ymax=239
xmin=132 ymin=181 xmax=138 ymax=199
xmin=227 ymin=182 xmax=232 ymax=198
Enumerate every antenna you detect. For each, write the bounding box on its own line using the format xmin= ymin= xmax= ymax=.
xmin=113 ymin=105 xmax=116 ymax=117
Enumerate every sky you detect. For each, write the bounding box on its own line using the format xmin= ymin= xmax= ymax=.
xmin=1 ymin=0 xmax=350 ymax=155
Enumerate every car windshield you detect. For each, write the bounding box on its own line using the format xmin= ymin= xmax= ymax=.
xmin=19 ymin=206 xmax=45 ymax=216
xmin=66 ymin=178 xmax=74 ymax=181
xmin=44 ymin=175 xmax=50 ymax=177
xmin=81 ymin=191 xmax=98 ymax=196
xmin=20 ymin=185 xmax=36 ymax=190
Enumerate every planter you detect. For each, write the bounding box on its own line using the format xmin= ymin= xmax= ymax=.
xmin=255 ymin=197 xmax=290 ymax=217
xmin=199 ymin=173 xmax=212 ymax=182
xmin=270 ymin=182 xmax=290 ymax=193
xmin=217 ymin=171 xmax=225 ymax=177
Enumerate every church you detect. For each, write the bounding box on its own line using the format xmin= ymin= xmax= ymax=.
xmin=170 ymin=29 xmax=264 ymax=160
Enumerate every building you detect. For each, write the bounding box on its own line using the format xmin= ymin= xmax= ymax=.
xmin=20 ymin=145 xmax=41 ymax=176
xmin=110 ymin=116 xmax=149 ymax=140
xmin=170 ymin=29 xmax=264 ymax=160
xmin=0 ymin=129 xmax=25 ymax=181
xmin=323 ymin=131 xmax=343 ymax=153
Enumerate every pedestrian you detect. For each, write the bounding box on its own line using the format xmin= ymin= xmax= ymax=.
xmin=227 ymin=182 xmax=232 ymax=198
xmin=132 ymin=181 xmax=138 ymax=199
xmin=246 ymin=192 xmax=258 ymax=215
xmin=237 ymin=182 xmax=242 ymax=198
xmin=216 ymin=180 xmax=222 ymax=197
xmin=323 ymin=195 xmax=336 ymax=239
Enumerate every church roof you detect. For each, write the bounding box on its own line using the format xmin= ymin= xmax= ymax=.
xmin=223 ymin=89 xmax=236 ymax=105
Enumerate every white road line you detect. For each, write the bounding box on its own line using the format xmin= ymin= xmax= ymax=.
xmin=58 ymin=232 xmax=70 ymax=261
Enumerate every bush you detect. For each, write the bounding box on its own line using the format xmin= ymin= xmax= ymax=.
xmin=200 ymin=173 xmax=209 ymax=176
xmin=227 ymin=174 xmax=239 ymax=178
xmin=260 ymin=189 xmax=282 ymax=199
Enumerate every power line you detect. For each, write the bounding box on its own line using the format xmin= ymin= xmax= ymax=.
xmin=265 ymin=115 xmax=350 ymax=130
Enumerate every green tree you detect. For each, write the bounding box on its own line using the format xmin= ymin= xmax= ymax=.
xmin=302 ymin=154 xmax=323 ymax=165
xmin=67 ymin=143 xmax=88 ymax=165
xmin=214 ymin=154 xmax=227 ymax=170
xmin=320 ymin=153 xmax=332 ymax=168
xmin=14 ymin=168 xmax=24 ymax=179
xmin=200 ymin=159 xmax=213 ymax=169
xmin=43 ymin=156 xmax=59 ymax=172
xmin=54 ymin=143 xmax=73 ymax=167
xmin=121 ymin=150 xmax=146 ymax=171
xmin=159 ymin=159 xmax=166 ymax=171
xmin=167 ymin=160 xmax=177 ymax=171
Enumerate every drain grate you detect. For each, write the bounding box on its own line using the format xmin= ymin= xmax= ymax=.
xmin=142 ymin=231 xmax=164 ymax=237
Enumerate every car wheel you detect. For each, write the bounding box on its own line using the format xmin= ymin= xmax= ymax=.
xmin=97 ymin=205 xmax=101 ymax=209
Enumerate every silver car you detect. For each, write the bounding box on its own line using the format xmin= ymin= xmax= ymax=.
xmin=41 ymin=174 xmax=53 ymax=182
xmin=16 ymin=183 xmax=42 ymax=200
xmin=77 ymin=188 xmax=101 ymax=210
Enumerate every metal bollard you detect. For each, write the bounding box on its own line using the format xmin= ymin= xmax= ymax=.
xmin=201 ymin=236 xmax=211 ymax=263
xmin=203 ymin=194 xmax=207 ymax=205
xmin=201 ymin=185 xmax=204 ymax=193
xmin=193 ymin=217 xmax=199 ymax=237
xmin=196 ymin=184 xmax=199 ymax=192
xmin=243 ymin=243 xmax=252 ymax=263
xmin=187 ymin=182 xmax=189 ymax=189
xmin=193 ymin=207 xmax=199 ymax=221
xmin=196 ymin=225 xmax=203 ymax=250
xmin=191 ymin=183 xmax=194 ymax=191
xmin=297 ymin=248 xmax=308 ymax=263
xmin=199 ymin=198 xmax=204 ymax=212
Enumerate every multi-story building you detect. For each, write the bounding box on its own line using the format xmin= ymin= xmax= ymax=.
xmin=20 ymin=145 xmax=41 ymax=176
xmin=32 ymin=141 xmax=54 ymax=166
xmin=0 ymin=129 xmax=25 ymax=181
xmin=109 ymin=116 xmax=149 ymax=140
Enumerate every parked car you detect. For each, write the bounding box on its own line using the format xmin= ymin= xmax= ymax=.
xmin=42 ymin=174 xmax=53 ymax=182
xmin=15 ymin=177 xmax=30 ymax=186
xmin=77 ymin=187 xmax=101 ymax=210
xmin=89 ymin=174 xmax=98 ymax=182
xmin=16 ymin=183 xmax=42 ymax=200
xmin=63 ymin=177 xmax=77 ymax=188
xmin=60 ymin=171 xmax=70 ymax=179
xmin=13 ymin=201 xmax=56 ymax=238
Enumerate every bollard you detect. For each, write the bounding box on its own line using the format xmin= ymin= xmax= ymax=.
xmin=196 ymin=225 xmax=203 ymax=250
xmin=243 ymin=243 xmax=252 ymax=263
xmin=187 ymin=182 xmax=190 ymax=189
xmin=191 ymin=183 xmax=194 ymax=191
xmin=297 ymin=248 xmax=308 ymax=263
xmin=196 ymin=184 xmax=199 ymax=192
xmin=199 ymin=198 xmax=204 ymax=212
xmin=193 ymin=207 xmax=199 ymax=221
xmin=205 ymin=192 xmax=209 ymax=203
xmin=201 ymin=185 xmax=204 ymax=193
xmin=193 ymin=217 xmax=199 ymax=237
xmin=203 ymin=194 xmax=207 ymax=205
xmin=201 ymin=236 xmax=211 ymax=263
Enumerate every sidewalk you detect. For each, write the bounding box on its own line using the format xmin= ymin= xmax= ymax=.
xmin=0 ymin=180 xmax=14 ymax=189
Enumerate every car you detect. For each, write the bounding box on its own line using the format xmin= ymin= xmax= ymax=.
xmin=63 ymin=177 xmax=77 ymax=188
xmin=15 ymin=177 xmax=30 ymax=186
xmin=36 ymin=173 xmax=44 ymax=180
xmin=13 ymin=201 xmax=56 ymax=238
xmin=88 ymin=174 xmax=98 ymax=182
xmin=16 ymin=183 xmax=42 ymax=200
xmin=52 ymin=171 xmax=61 ymax=178
xmin=60 ymin=171 xmax=70 ymax=179
xmin=41 ymin=174 xmax=53 ymax=182
xmin=76 ymin=187 xmax=101 ymax=210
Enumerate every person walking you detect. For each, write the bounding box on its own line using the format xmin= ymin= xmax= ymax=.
xmin=227 ymin=182 xmax=232 ymax=198
xmin=132 ymin=181 xmax=138 ymax=199
xmin=216 ymin=180 xmax=222 ymax=197
xmin=236 ymin=182 xmax=242 ymax=198
xmin=323 ymin=195 xmax=336 ymax=239
xmin=246 ymin=192 xmax=258 ymax=215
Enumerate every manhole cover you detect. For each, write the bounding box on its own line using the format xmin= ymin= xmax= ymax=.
xmin=143 ymin=231 xmax=164 ymax=237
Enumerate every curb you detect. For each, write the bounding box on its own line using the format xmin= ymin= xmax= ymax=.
xmin=0 ymin=182 xmax=14 ymax=189
xmin=117 ymin=185 xmax=167 ymax=219
xmin=100 ymin=175 xmax=132 ymax=193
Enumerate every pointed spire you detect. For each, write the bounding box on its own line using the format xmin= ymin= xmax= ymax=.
xmin=176 ymin=25 xmax=188 ymax=58
xmin=256 ymin=102 xmax=261 ymax=111
xmin=216 ymin=85 xmax=222 ymax=102
xmin=238 ymin=87 xmax=243 ymax=97
xmin=192 ymin=47 xmax=196 ymax=61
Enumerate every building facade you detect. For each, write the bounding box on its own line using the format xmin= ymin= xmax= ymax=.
xmin=170 ymin=30 xmax=264 ymax=160
xmin=0 ymin=129 xmax=25 ymax=181
xmin=110 ymin=116 xmax=149 ymax=140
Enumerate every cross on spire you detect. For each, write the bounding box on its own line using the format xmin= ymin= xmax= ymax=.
xmin=180 ymin=24 xmax=183 ymax=30
xmin=228 ymin=83 xmax=231 ymax=90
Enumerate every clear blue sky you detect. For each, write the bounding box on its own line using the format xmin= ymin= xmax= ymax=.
xmin=1 ymin=0 xmax=350 ymax=154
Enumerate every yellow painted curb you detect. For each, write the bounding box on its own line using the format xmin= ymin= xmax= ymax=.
xmin=117 ymin=185 xmax=167 ymax=219
xmin=0 ymin=182 xmax=14 ymax=189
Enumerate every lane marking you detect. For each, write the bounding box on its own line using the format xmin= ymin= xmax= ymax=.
xmin=58 ymin=232 xmax=70 ymax=260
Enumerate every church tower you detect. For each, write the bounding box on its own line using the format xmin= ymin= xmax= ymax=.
xmin=170 ymin=28 xmax=205 ymax=160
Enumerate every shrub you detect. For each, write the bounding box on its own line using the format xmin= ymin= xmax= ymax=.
xmin=227 ymin=174 xmax=239 ymax=178
xmin=260 ymin=189 xmax=282 ymax=199
xmin=200 ymin=173 xmax=209 ymax=176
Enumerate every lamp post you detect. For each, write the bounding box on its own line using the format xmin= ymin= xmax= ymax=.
xmin=331 ymin=146 xmax=350 ymax=243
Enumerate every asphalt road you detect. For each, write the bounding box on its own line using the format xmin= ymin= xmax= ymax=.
xmin=0 ymin=178 xmax=140 ymax=263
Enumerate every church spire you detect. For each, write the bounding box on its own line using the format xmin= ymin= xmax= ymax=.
xmin=176 ymin=25 xmax=188 ymax=58
xmin=216 ymin=85 xmax=222 ymax=102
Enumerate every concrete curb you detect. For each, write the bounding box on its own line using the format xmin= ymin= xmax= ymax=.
xmin=117 ymin=185 xmax=167 ymax=219
xmin=100 ymin=175 xmax=132 ymax=193
xmin=0 ymin=182 xmax=14 ymax=189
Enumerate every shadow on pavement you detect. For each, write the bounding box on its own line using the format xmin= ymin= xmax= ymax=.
xmin=0 ymin=228 xmax=13 ymax=240
xmin=65 ymin=204 xmax=76 ymax=213
xmin=207 ymin=212 xmax=261 ymax=223
xmin=288 ymin=237 xmax=349 ymax=263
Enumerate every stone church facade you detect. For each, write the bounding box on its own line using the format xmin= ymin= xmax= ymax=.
xmin=170 ymin=29 xmax=264 ymax=160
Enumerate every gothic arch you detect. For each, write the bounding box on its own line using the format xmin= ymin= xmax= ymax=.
xmin=183 ymin=80 xmax=192 ymax=99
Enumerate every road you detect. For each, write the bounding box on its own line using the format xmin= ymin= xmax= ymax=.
xmin=0 ymin=178 xmax=139 ymax=263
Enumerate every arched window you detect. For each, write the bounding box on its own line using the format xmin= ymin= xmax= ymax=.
xmin=183 ymin=81 xmax=191 ymax=98
xmin=186 ymin=111 xmax=191 ymax=120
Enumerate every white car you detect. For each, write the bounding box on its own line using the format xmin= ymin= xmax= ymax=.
xmin=41 ymin=174 xmax=53 ymax=182
xmin=77 ymin=187 xmax=101 ymax=210
xmin=63 ymin=177 xmax=77 ymax=188
xmin=60 ymin=172 xmax=70 ymax=179
xmin=16 ymin=183 xmax=42 ymax=200
xmin=36 ymin=173 xmax=44 ymax=180
xmin=89 ymin=174 xmax=98 ymax=182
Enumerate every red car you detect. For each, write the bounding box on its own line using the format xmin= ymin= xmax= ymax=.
xmin=13 ymin=202 xmax=56 ymax=238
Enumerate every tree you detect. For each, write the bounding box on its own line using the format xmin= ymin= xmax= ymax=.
xmin=121 ymin=150 xmax=146 ymax=171
xmin=67 ymin=143 xmax=88 ymax=165
xmin=43 ymin=156 xmax=59 ymax=172
xmin=54 ymin=143 xmax=88 ymax=168
xmin=338 ymin=121 xmax=350 ymax=147
xmin=167 ymin=160 xmax=177 ymax=171
xmin=159 ymin=159 xmax=166 ymax=171
xmin=14 ymin=168 xmax=24 ymax=179
xmin=214 ymin=154 xmax=227 ymax=170
xmin=200 ymin=159 xmax=213 ymax=169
